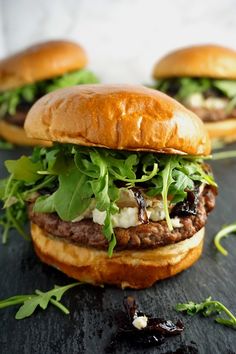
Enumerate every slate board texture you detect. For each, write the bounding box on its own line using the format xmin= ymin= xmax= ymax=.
xmin=0 ymin=145 xmax=236 ymax=354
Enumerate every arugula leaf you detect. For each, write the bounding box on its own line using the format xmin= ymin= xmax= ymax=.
xmin=46 ymin=69 xmax=99 ymax=92
xmin=212 ymin=150 xmax=236 ymax=160
xmin=155 ymin=78 xmax=211 ymax=100
xmin=0 ymin=84 xmax=38 ymax=118
xmin=214 ymin=222 xmax=236 ymax=256
xmin=176 ymin=297 xmax=236 ymax=329
xmin=0 ymin=69 xmax=99 ymax=119
xmin=5 ymin=156 xmax=42 ymax=183
xmin=161 ymin=158 xmax=176 ymax=230
xmin=176 ymin=78 xmax=211 ymax=100
xmin=33 ymin=194 xmax=56 ymax=213
xmin=54 ymin=166 xmax=93 ymax=221
xmin=0 ymin=283 xmax=82 ymax=319
xmin=0 ymin=139 xmax=14 ymax=150
xmin=213 ymin=80 xmax=236 ymax=98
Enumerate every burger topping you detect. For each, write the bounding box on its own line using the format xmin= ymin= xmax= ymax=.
xmin=27 ymin=184 xmax=216 ymax=250
xmin=155 ymin=77 xmax=236 ymax=122
xmin=0 ymin=144 xmax=216 ymax=254
xmin=72 ymin=189 xmax=181 ymax=229
xmin=0 ymin=69 xmax=99 ymax=124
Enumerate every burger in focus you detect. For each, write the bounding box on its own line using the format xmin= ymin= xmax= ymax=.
xmin=152 ymin=44 xmax=236 ymax=144
xmin=0 ymin=40 xmax=99 ymax=146
xmin=0 ymin=85 xmax=217 ymax=289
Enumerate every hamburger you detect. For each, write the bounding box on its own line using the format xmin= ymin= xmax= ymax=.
xmin=152 ymin=44 xmax=236 ymax=144
xmin=0 ymin=85 xmax=217 ymax=289
xmin=0 ymin=40 xmax=99 ymax=146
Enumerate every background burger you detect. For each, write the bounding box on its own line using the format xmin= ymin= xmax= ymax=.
xmin=0 ymin=40 xmax=99 ymax=146
xmin=152 ymin=44 xmax=236 ymax=144
xmin=0 ymin=85 xmax=217 ymax=289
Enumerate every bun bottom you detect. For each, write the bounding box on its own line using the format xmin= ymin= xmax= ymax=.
xmin=31 ymin=223 xmax=204 ymax=289
xmin=0 ymin=120 xmax=51 ymax=146
xmin=206 ymin=118 xmax=236 ymax=144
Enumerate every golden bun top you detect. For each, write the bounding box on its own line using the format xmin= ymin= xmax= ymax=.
xmin=0 ymin=40 xmax=88 ymax=91
xmin=153 ymin=44 xmax=236 ymax=79
xmin=25 ymin=84 xmax=211 ymax=156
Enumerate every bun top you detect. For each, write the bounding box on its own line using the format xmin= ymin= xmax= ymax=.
xmin=153 ymin=44 xmax=236 ymax=79
xmin=25 ymin=84 xmax=211 ymax=156
xmin=0 ymin=40 xmax=88 ymax=91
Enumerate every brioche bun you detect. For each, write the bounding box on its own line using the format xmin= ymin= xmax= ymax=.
xmin=25 ymin=84 xmax=211 ymax=156
xmin=31 ymin=223 xmax=204 ymax=289
xmin=205 ymin=118 xmax=236 ymax=144
xmin=0 ymin=120 xmax=50 ymax=146
xmin=0 ymin=40 xmax=87 ymax=91
xmin=153 ymin=44 xmax=236 ymax=79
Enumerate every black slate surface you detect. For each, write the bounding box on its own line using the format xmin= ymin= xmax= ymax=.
xmin=0 ymin=145 xmax=236 ymax=354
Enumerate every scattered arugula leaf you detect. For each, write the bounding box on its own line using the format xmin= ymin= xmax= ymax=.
xmin=0 ymin=139 xmax=14 ymax=150
xmin=0 ymin=144 xmax=216 ymax=254
xmin=0 ymin=283 xmax=82 ymax=319
xmin=211 ymin=150 xmax=236 ymax=160
xmin=175 ymin=297 xmax=236 ymax=329
xmin=214 ymin=222 xmax=236 ymax=256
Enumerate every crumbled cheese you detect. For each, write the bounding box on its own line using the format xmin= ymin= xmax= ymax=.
xmin=92 ymin=209 xmax=106 ymax=225
xmin=171 ymin=217 xmax=183 ymax=228
xmin=132 ymin=315 xmax=148 ymax=330
xmin=92 ymin=207 xmax=140 ymax=228
xmin=185 ymin=93 xmax=227 ymax=110
xmin=111 ymin=207 xmax=140 ymax=228
xmin=185 ymin=93 xmax=204 ymax=108
xmin=204 ymin=97 xmax=227 ymax=110
xmin=147 ymin=207 xmax=166 ymax=222
xmin=146 ymin=198 xmax=166 ymax=222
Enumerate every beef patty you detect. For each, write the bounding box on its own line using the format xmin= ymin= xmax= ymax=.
xmin=186 ymin=105 xmax=236 ymax=123
xmin=28 ymin=185 xmax=216 ymax=251
xmin=4 ymin=103 xmax=32 ymax=127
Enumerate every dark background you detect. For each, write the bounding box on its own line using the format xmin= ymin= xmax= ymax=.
xmin=0 ymin=145 xmax=236 ymax=354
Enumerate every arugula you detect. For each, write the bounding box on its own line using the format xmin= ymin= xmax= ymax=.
xmin=0 ymin=69 xmax=99 ymax=119
xmin=0 ymin=139 xmax=14 ymax=150
xmin=0 ymin=283 xmax=81 ymax=319
xmin=176 ymin=297 xmax=236 ymax=329
xmin=214 ymin=222 xmax=236 ymax=256
xmin=0 ymin=84 xmax=37 ymax=117
xmin=155 ymin=78 xmax=236 ymax=112
xmin=212 ymin=150 xmax=236 ymax=160
xmin=46 ymin=69 xmax=99 ymax=92
xmin=0 ymin=144 xmax=216 ymax=255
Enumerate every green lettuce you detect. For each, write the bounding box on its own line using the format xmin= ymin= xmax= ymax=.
xmin=155 ymin=77 xmax=236 ymax=112
xmin=0 ymin=69 xmax=99 ymax=118
xmin=0 ymin=144 xmax=216 ymax=255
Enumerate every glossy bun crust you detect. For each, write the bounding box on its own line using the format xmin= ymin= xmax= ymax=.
xmin=25 ymin=84 xmax=211 ymax=155
xmin=0 ymin=120 xmax=50 ymax=146
xmin=31 ymin=223 xmax=204 ymax=289
xmin=153 ymin=44 xmax=236 ymax=79
xmin=0 ymin=40 xmax=87 ymax=91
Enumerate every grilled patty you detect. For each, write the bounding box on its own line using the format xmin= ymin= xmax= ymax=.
xmin=186 ymin=105 xmax=236 ymax=123
xmin=28 ymin=185 xmax=216 ymax=251
xmin=4 ymin=103 xmax=32 ymax=127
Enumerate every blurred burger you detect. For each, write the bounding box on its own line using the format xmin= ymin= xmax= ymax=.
xmin=0 ymin=40 xmax=99 ymax=146
xmin=152 ymin=44 xmax=236 ymax=144
xmin=0 ymin=85 xmax=217 ymax=289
